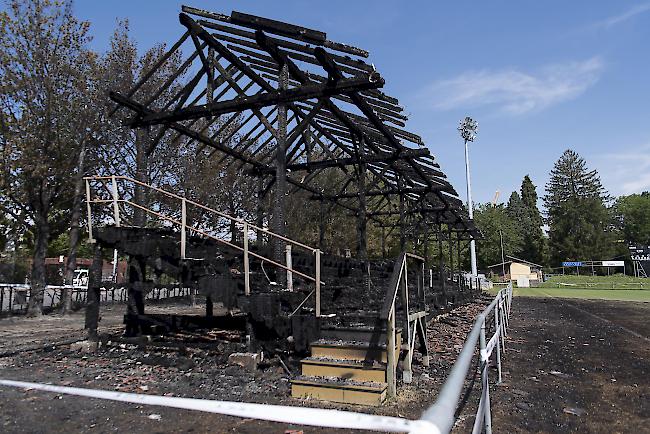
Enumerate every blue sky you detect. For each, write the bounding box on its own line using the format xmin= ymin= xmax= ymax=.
xmin=74 ymin=1 xmax=650 ymax=206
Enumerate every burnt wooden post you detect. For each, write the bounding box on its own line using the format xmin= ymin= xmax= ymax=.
xmin=318 ymin=198 xmax=326 ymax=250
xmin=438 ymin=223 xmax=446 ymax=296
xmin=423 ymin=224 xmax=430 ymax=266
xmin=126 ymin=255 xmax=146 ymax=336
xmin=206 ymin=47 xmax=215 ymax=104
xmin=85 ymin=243 xmax=103 ymax=341
xmin=134 ymin=129 xmax=149 ymax=227
xmin=304 ymin=124 xmax=313 ymax=163
xmin=448 ymin=228 xmax=454 ymax=292
xmin=399 ymin=177 xmax=406 ymax=251
xmin=273 ymin=62 xmax=289 ymax=278
xmin=256 ymin=177 xmax=265 ymax=248
xmin=457 ymin=232 xmax=463 ymax=290
xmin=206 ymin=295 xmax=214 ymax=317
xmin=356 ymin=139 xmax=368 ymax=287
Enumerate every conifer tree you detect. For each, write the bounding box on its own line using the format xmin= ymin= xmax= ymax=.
xmin=505 ymin=191 xmax=525 ymax=257
xmin=519 ymin=175 xmax=546 ymax=264
xmin=543 ymin=150 xmax=612 ymax=265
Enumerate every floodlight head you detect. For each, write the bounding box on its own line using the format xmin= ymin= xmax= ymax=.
xmin=458 ymin=116 xmax=479 ymax=142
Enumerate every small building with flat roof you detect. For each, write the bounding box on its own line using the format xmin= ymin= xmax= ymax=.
xmin=486 ymin=255 xmax=543 ymax=287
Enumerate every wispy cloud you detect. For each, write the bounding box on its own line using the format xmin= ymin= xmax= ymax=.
xmin=594 ymin=144 xmax=650 ymax=195
xmin=423 ymin=57 xmax=604 ymax=115
xmin=592 ymin=2 xmax=650 ymax=29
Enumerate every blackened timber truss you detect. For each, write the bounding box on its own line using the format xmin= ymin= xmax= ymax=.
xmin=108 ymin=5 xmax=481 ymax=252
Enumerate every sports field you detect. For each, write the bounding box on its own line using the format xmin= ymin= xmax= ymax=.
xmin=512 ymin=286 xmax=650 ymax=302
xmin=539 ymin=274 xmax=648 ymax=289
xmin=490 ymin=274 xmax=650 ymax=302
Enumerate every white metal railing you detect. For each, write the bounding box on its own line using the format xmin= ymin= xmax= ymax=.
xmin=382 ymin=252 xmax=429 ymax=398
xmin=0 ymin=285 xmax=514 ymax=433
xmin=421 ymin=283 xmax=513 ymax=433
xmin=84 ymin=175 xmax=322 ymax=316
xmin=0 ymin=284 xmax=195 ymax=312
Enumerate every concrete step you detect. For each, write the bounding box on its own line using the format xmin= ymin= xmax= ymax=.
xmin=291 ymin=375 xmax=387 ymax=406
xmin=300 ymin=356 xmax=387 ymax=383
xmin=309 ymin=332 xmax=401 ymax=363
xmin=319 ymin=324 xmax=401 ymax=343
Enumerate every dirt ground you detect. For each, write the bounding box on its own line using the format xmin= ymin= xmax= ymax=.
xmin=0 ymin=296 xmax=647 ymax=433
xmin=0 ymin=298 xmax=491 ymax=433
xmin=489 ymin=297 xmax=650 ymax=433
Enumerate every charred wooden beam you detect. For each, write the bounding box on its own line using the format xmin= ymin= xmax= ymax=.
xmin=365 ymin=206 xmax=447 ymax=217
xmin=110 ymin=30 xmax=190 ymax=116
xmin=250 ymin=147 xmax=428 ymax=174
xmin=314 ymin=47 xmax=434 ymax=188
xmin=231 ymin=11 xmax=326 ymax=45
xmin=321 ymin=185 xmax=455 ymax=199
xmin=131 ymin=74 xmax=383 ymax=127
xmin=182 ymin=6 xmax=369 ymax=57
xmin=199 ymin=19 xmax=375 ymax=73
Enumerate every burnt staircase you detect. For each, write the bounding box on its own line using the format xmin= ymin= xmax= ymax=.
xmin=291 ymin=252 xmax=431 ymax=406
xmin=291 ymin=314 xmax=401 ymax=406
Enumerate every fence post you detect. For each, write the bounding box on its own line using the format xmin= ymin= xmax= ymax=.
xmin=387 ymin=304 xmax=396 ymax=398
xmin=286 ymin=245 xmax=293 ymax=291
xmin=243 ymin=222 xmax=250 ymax=296
xmin=85 ymin=179 xmax=94 ymax=243
xmin=494 ymin=300 xmax=503 ymax=384
xmin=111 ymin=175 xmax=120 ymax=227
xmin=499 ymin=296 xmax=507 ymax=354
xmin=181 ymin=198 xmax=187 ymax=260
xmin=315 ymin=249 xmax=321 ymax=317
xmin=402 ymin=258 xmax=412 ymax=383
xmin=480 ymin=316 xmax=493 ymax=434
xmin=500 ymin=298 xmax=508 ymax=339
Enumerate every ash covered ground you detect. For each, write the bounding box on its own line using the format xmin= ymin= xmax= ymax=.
xmin=2 ymin=296 xmax=646 ymax=433
xmin=0 ymin=298 xmax=490 ymax=433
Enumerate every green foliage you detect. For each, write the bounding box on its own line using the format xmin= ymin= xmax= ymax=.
xmin=519 ymin=175 xmax=546 ymax=264
xmin=506 ymin=191 xmax=526 ymax=226
xmin=47 ymin=232 xmax=92 ymax=258
xmin=614 ymin=192 xmax=650 ymax=244
xmin=473 ymin=203 xmax=523 ymax=269
xmin=0 ymin=0 xmax=99 ymax=313
xmin=496 ymin=287 xmax=650 ymax=302
xmin=544 ymin=150 xmax=614 ymax=265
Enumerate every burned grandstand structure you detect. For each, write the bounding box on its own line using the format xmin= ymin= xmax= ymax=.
xmin=83 ymin=6 xmax=481 ymax=405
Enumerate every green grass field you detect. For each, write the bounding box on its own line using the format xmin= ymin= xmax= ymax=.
xmin=539 ymin=274 xmax=648 ymax=290
xmin=490 ymin=274 xmax=650 ymax=302
xmin=510 ymin=287 xmax=650 ymax=302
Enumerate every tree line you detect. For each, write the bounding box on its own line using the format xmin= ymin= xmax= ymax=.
xmin=473 ymin=149 xmax=650 ymax=270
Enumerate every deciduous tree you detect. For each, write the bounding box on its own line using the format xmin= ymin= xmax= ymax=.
xmin=473 ymin=203 xmax=523 ymax=269
xmin=614 ymin=192 xmax=650 ymax=245
xmin=0 ymin=0 xmax=96 ymax=315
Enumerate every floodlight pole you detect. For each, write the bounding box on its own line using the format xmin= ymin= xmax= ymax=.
xmin=459 ymin=117 xmax=478 ymax=277
xmin=464 ymin=137 xmax=477 ymax=276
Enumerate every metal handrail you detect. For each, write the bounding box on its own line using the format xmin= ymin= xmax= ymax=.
xmin=84 ymin=175 xmax=317 ymax=252
xmin=420 ymin=283 xmax=513 ymax=434
xmin=384 ymin=252 xmax=428 ymax=398
xmin=84 ymin=174 xmax=323 ymax=316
